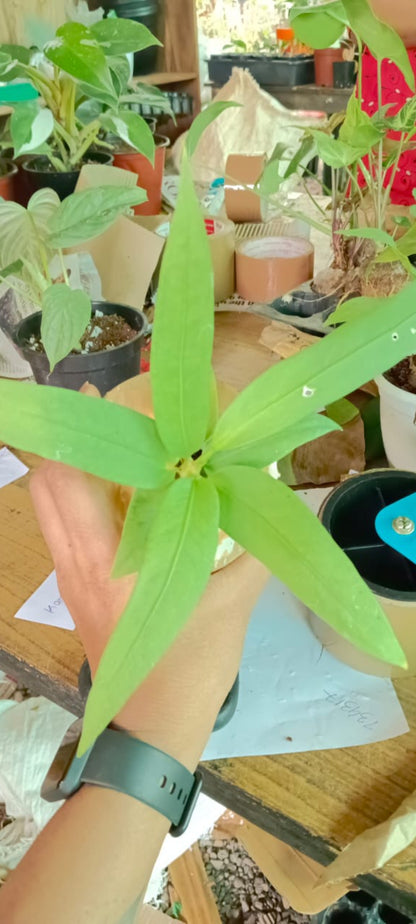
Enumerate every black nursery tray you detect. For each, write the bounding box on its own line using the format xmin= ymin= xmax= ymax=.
xmin=207 ymin=53 xmax=315 ymax=87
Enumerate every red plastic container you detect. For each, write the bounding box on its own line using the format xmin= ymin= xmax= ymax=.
xmin=113 ymin=134 xmax=169 ymax=215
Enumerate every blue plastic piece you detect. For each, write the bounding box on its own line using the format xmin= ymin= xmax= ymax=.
xmin=375 ymin=491 xmax=416 ymax=564
xmin=0 ymin=84 xmax=38 ymax=103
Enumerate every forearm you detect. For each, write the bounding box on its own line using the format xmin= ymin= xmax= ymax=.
xmin=369 ymin=0 xmax=416 ymax=46
xmin=0 ymin=706 xmax=217 ymax=924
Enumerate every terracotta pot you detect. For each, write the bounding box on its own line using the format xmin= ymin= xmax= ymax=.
xmin=314 ymin=48 xmax=344 ymax=87
xmin=105 ymin=373 xmax=245 ymax=571
xmin=112 ymin=134 xmax=169 ymax=215
xmin=308 ymin=470 xmax=416 ymax=677
xmin=0 ymin=159 xmax=18 ymax=201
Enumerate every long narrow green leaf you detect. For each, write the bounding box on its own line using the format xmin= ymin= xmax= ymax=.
xmin=0 ymin=381 xmax=172 ymax=490
xmin=79 ymin=476 xmax=219 ymax=752
xmin=111 ymin=486 xmax=167 ymax=578
xmin=214 ymin=466 xmax=406 ymax=668
xmin=186 ymin=102 xmax=241 ymax=158
xmin=208 ymin=281 xmax=416 ymax=462
xmin=208 ymin=413 xmax=340 ymax=470
xmin=151 ymin=154 xmax=214 ymax=458
xmin=342 ymin=0 xmax=415 ymax=91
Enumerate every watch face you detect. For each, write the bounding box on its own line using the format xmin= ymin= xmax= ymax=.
xmin=41 ymin=718 xmax=83 ymax=803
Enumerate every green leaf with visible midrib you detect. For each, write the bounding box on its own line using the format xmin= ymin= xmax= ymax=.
xmin=343 ymin=0 xmax=415 ymax=91
xmin=41 ymin=284 xmax=92 ymax=371
xmin=290 ymin=1 xmax=347 ymax=49
xmin=47 ymin=186 xmax=147 ymax=249
xmin=208 ymin=281 xmax=416 ymax=461
xmin=214 ymin=465 xmax=406 ymax=668
xmin=208 ymin=414 xmax=340 ymax=470
xmin=90 ymin=18 xmax=162 ymax=56
xmin=150 ymin=154 xmax=214 ymax=459
xmin=111 ymin=486 xmax=166 ymax=578
xmin=79 ymin=476 xmax=219 ymax=753
xmin=45 ymin=22 xmax=117 ymax=102
xmin=0 ymin=380 xmax=172 ymax=490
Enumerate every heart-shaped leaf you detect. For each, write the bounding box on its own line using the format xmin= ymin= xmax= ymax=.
xmin=342 ymin=0 xmax=415 ymax=91
xmin=0 ymin=380 xmax=172 ymax=490
xmin=79 ymin=475 xmax=219 ymax=752
xmin=290 ymin=0 xmax=347 ymax=49
xmin=214 ymin=465 xmax=406 ymax=668
xmin=41 ymin=283 xmax=92 ymax=371
xmin=90 ymin=18 xmax=161 ymax=56
xmin=47 ymin=185 xmax=147 ymax=248
xmin=45 ymin=22 xmax=117 ymax=103
xmin=101 ymin=110 xmax=155 ymax=163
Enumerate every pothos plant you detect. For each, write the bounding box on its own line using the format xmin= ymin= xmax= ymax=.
xmin=261 ymin=0 xmax=416 ymax=292
xmin=0 ymin=17 xmax=171 ymax=172
xmin=1 ymin=111 xmax=416 ymax=754
xmin=0 ymin=183 xmax=146 ymax=369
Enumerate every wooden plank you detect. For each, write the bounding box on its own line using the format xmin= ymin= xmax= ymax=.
xmin=208 ymin=81 xmax=352 ymax=114
xmin=134 ymin=72 xmax=197 ymax=86
xmin=0 ymin=0 xmax=66 ymax=44
xmin=138 ymin=906 xmax=172 ymax=923
xmin=170 ymin=845 xmax=221 ymax=924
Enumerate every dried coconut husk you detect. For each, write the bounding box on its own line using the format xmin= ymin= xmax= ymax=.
xmin=361 ymin=260 xmax=410 ymax=298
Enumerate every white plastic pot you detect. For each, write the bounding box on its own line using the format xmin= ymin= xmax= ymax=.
xmin=376 ymin=374 xmax=416 ymax=471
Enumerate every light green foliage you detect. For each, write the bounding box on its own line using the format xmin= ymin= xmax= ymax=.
xmin=342 ymin=0 xmax=415 ymax=91
xmin=4 ymin=139 xmax=416 ymax=748
xmin=0 ymin=380 xmax=171 ymax=489
xmin=150 ymin=154 xmax=214 ymax=458
xmin=290 ymin=0 xmax=347 ymax=50
xmin=0 ymin=15 xmax=169 ymax=169
xmin=112 ymin=487 xmax=166 ymax=578
xmin=41 ymin=284 xmax=91 ymax=371
xmin=186 ymin=101 xmax=242 ymax=158
xmin=79 ymin=476 xmax=219 ymax=752
xmin=10 ymin=102 xmax=53 ymax=158
xmin=47 ymin=185 xmax=147 ymax=249
xmin=208 ymin=281 xmax=416 ymax=464
xmin=214 ymin=466 xmax=406 ymax=668
xmin=0 ymin=185 xmax=147 ymax=368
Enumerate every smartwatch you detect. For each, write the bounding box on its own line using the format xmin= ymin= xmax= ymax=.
xmin=41 ymin=719 xmax=202 ymax=838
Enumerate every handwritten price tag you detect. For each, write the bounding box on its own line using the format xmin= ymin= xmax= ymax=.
xmin=14 ymin=572 xmax=75 ymax=631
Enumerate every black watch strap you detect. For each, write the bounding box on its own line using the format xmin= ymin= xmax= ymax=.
xmin=43 ymin=727 xmax=202 ymax=837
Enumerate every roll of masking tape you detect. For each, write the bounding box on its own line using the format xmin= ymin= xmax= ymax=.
xmin=224 ymin=153 xmax=266 ymax=223
xmin=204 ymin=217 xmax=235 ymax=303
xmin=235 ymin=236 xmax=314 ymax=303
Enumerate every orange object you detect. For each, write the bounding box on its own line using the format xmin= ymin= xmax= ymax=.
xmin=112 ymin=134 xmax=169 ymax=216
xmin=276 ymin=26 xmax=295 ymax=41
xmin=0 ymin=161 xmax=17 ymax=201
xmin=235 ymin=235 xmax=314 ymax=303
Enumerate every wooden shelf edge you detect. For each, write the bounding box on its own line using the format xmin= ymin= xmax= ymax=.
xmin=133 ymin=71 xmax=197 ymax=86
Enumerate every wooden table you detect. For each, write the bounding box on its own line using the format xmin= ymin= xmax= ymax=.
xmin=209 ymin=83 xmax=352 ymax=114
xmin=3 ymin=312 xmax=416 ymax=917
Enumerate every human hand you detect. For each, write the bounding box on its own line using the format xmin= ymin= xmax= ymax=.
xmin=30 ymin=459 xmax=268 ymax=766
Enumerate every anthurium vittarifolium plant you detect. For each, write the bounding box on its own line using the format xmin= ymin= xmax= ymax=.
xmin=0 ymin=105 xmax=415 ymax=753
xmin=0 ymin=183 xmax=146 ymax=370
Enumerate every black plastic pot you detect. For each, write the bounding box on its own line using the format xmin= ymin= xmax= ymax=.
xmin=321 ymin=470 xmax=416 ymax=600
xmin=13 ymin=301 xmax=146 ymax=394
xmin=207 ymin=53 xmax=314 ymax=87
xmin=102 ymin=0 xmax=161 ymax=75
xmin=22 ymin=151 xmax=114 ymax=201
xmin=271 ymin=282 xmax=341 ymax=319
xmin=333 ymin=60 xmax=356 ymax=88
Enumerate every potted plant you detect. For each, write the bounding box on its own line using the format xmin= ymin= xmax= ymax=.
xmin=259 ymin=0 xmax=416 ymax=319
xmin=0 ymin=183 xmax=148 ymax=392
xmin=0 ymin=16 xmax=171 ymax=199
xmin=207 ymin=35 xmax=315 ymax=88
xmin=0 ymin=100 xmax=415 ymax=752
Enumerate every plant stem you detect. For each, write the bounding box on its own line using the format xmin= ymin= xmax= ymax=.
xmin=376 ymin=56 xmax=384 ymax=229
xmin=383 ymin=131 xmax=405 ymax=213
xmin=58 ymin=249 xmax=70 ymax=286
xmin=70 ymin=120 xmax=101 ymax=166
